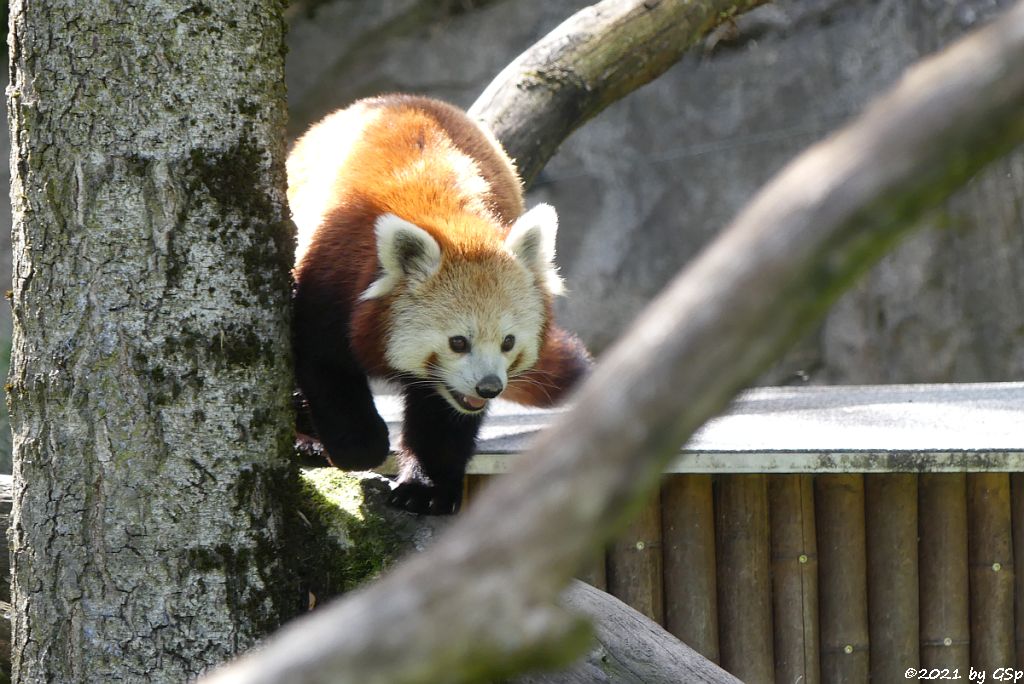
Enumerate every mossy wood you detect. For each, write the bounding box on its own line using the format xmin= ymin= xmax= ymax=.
xmin=7 ymin=2 xmax=296 ymax=681
xmin=206 ymin=2 xmax=1024 ymax=683
xmin=0 ymin=471 xmax=738 ymax=683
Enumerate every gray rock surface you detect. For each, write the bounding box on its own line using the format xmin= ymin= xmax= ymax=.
xmin=284 ymin=0 xmax=1024 ymax=386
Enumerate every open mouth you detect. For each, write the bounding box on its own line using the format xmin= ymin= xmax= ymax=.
xmin=444 ymin=386 xmax=489 ymax=413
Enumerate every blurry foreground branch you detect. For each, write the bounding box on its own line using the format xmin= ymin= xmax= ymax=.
xmin=206 ymin=2 xmax=1024 ymax=683
xmin=468 ymin=0 xmax=769 ymax=185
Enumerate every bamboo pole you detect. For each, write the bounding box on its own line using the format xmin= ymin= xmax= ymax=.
xmin=716 ymin=475 xmax=773 ymax=683
xmin=815 ymin=475 xmax=869 ymax=682
xmin=607 ymin=489 xmax=664 ymax=624
xmin=967 ymin=473 xmax=1014 ymax=672
xmin=918 ymin=474 xmax=970 ymax=672
xmin=865 ymin=474 xmax=919 ymax=681
xmin=662 ymin=475 xmax=719 ymax=662
xmin=1012 ymin=473 xmax=1024 ymax=667
xmin=769 ymin=474 xmax=820 ymax=684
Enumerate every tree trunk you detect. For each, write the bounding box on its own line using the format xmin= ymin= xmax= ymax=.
xmin=7 ymin=1 xmax=296 ymax=680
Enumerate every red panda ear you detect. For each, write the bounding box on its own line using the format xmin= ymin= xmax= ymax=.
xmin=360 ymin=214 xmax=442 ymax=300
xmin=505 ymin=203 xmax=565 ymax=296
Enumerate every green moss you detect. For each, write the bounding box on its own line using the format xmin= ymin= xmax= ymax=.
xmin=218 ymin=325 xmax=271 ymax=367
xmin=223 ymin=463 xmax=310 ymax=633
xmin=188 ymin=139 xmax=269 ymax=217
xmin=296 ymin=468 xmax=403 ymax=597
xmin=186 ymin=138 xmax=294 ymax=306
xmin=235 ymin=98 xmax=260 ymax=118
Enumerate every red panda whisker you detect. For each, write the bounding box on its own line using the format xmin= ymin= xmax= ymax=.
xmin=508 ymin=376 xmax=556 ymax=399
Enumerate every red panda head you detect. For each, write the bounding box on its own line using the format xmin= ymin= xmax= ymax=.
xmin=361 ymin=204 xmax=563 ymax=414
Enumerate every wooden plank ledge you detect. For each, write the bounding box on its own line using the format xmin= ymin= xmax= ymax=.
xmin=373 ymin=382 xmax=1024 ymax=474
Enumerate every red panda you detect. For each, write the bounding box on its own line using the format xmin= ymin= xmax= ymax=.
xmin=288 ymin=94 xmax=591 ymax=514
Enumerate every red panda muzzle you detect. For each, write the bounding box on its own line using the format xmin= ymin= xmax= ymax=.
xmin=446 ymin=387 xmax=488 ymax=412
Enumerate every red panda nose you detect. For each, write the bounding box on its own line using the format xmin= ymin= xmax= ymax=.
xmin=476 ymin=375 xmax=504 ymax=399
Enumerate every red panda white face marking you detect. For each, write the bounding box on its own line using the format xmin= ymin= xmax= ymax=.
xmin=363 ymin=205 xmax=563 ymax=414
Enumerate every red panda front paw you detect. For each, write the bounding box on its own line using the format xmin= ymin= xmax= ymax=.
xmin=320 ymin=416 xmax=391 ymax=471
xmin=388 ymin=477 xmax=462 ymax=515
xmin=294 ymin=432 xmax=329 ymax=467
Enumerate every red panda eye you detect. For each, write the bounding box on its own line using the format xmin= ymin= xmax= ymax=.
xmin=449 ymin=336 xmax=469 ymax=353
xmin=501 ymin=334 xmax=515 ymax=352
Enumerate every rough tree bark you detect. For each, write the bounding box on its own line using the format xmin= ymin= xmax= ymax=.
xmin=468 ymin=0 xmax=769 ymax=185
xmin=0 ymin=470 xmax=737 ymax=683
xmin=203 ymin=2 xmax=1024 ymax=682
xmin=7 ymin=1 xmax=296 ymax=681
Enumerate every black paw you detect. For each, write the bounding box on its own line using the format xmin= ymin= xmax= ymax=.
xmin=294 ymin=432 xmax=329 ymax=467
xmin=322 ymin=415 xmax=391 ymax=471
xmin=388 ymin=480 xmax=462 ymax=515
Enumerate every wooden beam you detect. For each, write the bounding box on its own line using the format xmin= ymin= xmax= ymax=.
xmin=918 ymin=474 xmax=970 ymax=672
xmin=715 ymin=475 xmax=773 ymax=683
xmin=607 ymin=491 xmax=664 ymax=624
xmin=967 ymin=473 xmax=1014 ymax=671
xmin=815 ymin=475 xmax=869 ymax=682
xmin=373 ymin=382 xmax=1024 ymax=475
xmin=662 ymin=475 xmax=719 ymax=663
xmin=865 ymin=474 xmax=919 ymax=681
xmin=769 ymin=475 xmax=820 ymax=684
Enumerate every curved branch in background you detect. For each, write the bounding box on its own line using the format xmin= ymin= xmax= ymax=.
xmin=469 ymin=0 xmax=769 ymax=186
xmin=205 ymin=2 xmax=1024 ymax=683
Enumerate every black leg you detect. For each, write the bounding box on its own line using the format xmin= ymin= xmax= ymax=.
xmin=389 ymin=381 xmax=483 ymax=515
xmin=295 ymin=355 xmax=390 ymax=471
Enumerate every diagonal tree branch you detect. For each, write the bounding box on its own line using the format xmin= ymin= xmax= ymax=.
xmin=468 ymin=0 xmax=769 ymax=186
xmin=205 ymin=1 xmax=1024 ymax=682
